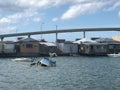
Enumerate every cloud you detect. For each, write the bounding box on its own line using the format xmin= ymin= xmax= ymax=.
xmin=60 ymin=1 xmax=108 ymax=20
xmin=0 ymin=0 xmax=120 ymax=14
xmin=0 ymin=9 xmax=39 ymax=24
xmin=107 ymin=0 xmax=120 ymax=11
xmin=0 ymin=0 xmax=55 ymax=12
xmin=0 ymin=25 xmax=16 ymax=34
xmin=0 ymin=0 xmax=120 ymax=34
xmin=33 ymin=17 xmax=41 ymax=22
xmin=119 ymin=11 xmax=120 ymax=17
xmin=0 ymin=0 xmax=87 ymax=12
xmin=0 ymin=0 xmax=26 ymax=12
xmin=0 ymin=9 xmax=41 ymax=33
xmin=52 ymin=0 xmax=120 ymax=20
xmin=52 ymin=17 xmax=59 ymax=22
xmin=17 ymin=0 xmax=52 ymax=9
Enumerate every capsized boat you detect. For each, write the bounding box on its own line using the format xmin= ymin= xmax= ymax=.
xmin=40 ymin=58 xmax=56 ymax=67
xmin=107 ymin=53 xmax=120 ymax=57
xmin=12 ymin=58 xmax=34 ymax=62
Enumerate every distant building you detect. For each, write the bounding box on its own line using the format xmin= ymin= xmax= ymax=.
xmin=0 ymin=41 xmax=16 ymax=54
xmin=79 ymin=42 xmax=108 ymax=55
xmin=39 ymin=42 xmax=62 ymax=55
xmin=95 ymin=38 xmax=120 ymax=54
xmin=108 ymin=43 xmax=120 ymax=54
xmin=57 ymin=41 xmax=78 ymax=55
xmin=79 ymin=38 xmax=120 ymax=55
xmin=56 ymin=39 xmax=65 ymax=43
xmin=16 ymin=37 xmax=39 ymax=56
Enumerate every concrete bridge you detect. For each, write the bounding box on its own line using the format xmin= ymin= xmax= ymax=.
xmin=0 ymin=27 xmax=120 ymax=41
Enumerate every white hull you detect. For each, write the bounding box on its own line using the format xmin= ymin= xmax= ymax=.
xmin=40 ymin=58 xmax=56 ymax=66
xmin=12 ymin=58 xmax=33 ymax=62
xmin=107 ymin=53 xmax=120 ymax=57
xmin=49 ymin=53 xmax=57 ymax=57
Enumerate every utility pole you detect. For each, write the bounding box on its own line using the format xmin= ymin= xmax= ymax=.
xmin=41 ymin=22 xmax=44 ymax=39
xmin=54 ymin=25 xmax=58 ymax=43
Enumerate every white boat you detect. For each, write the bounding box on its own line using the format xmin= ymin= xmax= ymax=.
xmin=12 ymin=58 xmax=34 ymax=62
xmin=40 ymin=58 xmax=56 ymax=66
xmin=107 ymin=53 xmax=120 ymax=57
xmin=49 ymin=52 xmax=57 ymax=57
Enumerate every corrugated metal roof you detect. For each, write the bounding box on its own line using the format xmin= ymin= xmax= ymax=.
xmin=17 ymin=37 xmax=39 ymax=42
xmin=83 ymin=42 xmax=108 ymax=45
xmin=95 ymin=38 xmax=119 ymax=43
xmin=40 ymin=42 xmax=56 ymax=46
xmin=112 ymin=36 xmax=120 ymax=42
xmin=73 ymin=38 xmax=96 ymax=44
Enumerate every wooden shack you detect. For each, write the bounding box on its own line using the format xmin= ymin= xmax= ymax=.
xmin=57 ymin=41 xmax=78 ymax=55
xmin=79 ymin=42 xmax=108 ymax=55
xmin=0 ymin=41 xmax=16 ymax=54
xmin=39 ymin=42 xmax=62 ymax=55
xmin=95 ymin=38 xmax=120 ymax=54
xmin=16 ymin=37 xmax=39 ymax=55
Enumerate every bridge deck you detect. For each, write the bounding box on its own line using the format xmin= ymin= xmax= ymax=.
xmin=0 ymin=27 xmax=120 ymax=38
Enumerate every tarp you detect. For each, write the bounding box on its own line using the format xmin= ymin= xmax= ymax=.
xmin=73 ymin=38 xmax=96 ymax=44
xmin=112 ymin=36 xmax=120 ymax=42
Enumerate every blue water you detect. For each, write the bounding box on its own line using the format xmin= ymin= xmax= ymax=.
xmin=0 ymin=56 xmax=120 ymax=90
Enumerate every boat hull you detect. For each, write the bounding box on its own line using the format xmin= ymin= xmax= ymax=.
xmin=107 ymin=53 xmax=120 ymax=57
xmin=12 ymin=58 xmax=34 ymax=62
xmin=40 ymin=58 xmax=56 ymax=67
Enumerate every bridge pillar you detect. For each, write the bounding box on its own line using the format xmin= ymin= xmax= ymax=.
xmin=56 ymin=33 xmax=58 ymax=43
xmin=55 ymin=25 xmax=58 ymax=43
xmin=83 ymin=31 xmax=86 ymax=38
xmin=28 ymin=34 xmax=31 ymax=38
xmin=1 ymin=37 xmax=4 ymax=42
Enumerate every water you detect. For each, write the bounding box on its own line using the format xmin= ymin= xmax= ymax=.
xmin=0 ymin=56 xmax=120 ymax=90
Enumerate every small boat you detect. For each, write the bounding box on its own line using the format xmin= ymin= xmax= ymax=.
xmin=49 ymin=52 xmax=57 ymax=57
xmin=12 ymin=58 xmax=34 ymax=62
xmin=40 ymin=58 xmax=56 ymax=67
xmin=107 ymin=53 xmax=120 ymax=57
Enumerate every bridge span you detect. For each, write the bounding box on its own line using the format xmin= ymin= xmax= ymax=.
xmin=0 ymin=27 xmax=120 ymax=41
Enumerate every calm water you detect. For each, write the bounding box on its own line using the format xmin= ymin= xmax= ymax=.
xmin=0 ymin=56 xmax=120 ymax=90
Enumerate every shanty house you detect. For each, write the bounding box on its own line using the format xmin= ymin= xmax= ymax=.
xmin=39 ymin=42 xmax=62 ymax=55
xmin=0 ymin=41 xmax=16 ymax=54
xmin=79 ymin=42 xmax=108 ymax=55
xmin=95 ymin=38 xmax=120 ymax=54
xmin=57 ymin=41 xmax=78 ymax=55
xmin=16 ymin=37 xmax=39 ymax=55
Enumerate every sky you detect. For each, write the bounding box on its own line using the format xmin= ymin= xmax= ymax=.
xmin=0 ymin=0 xmax=120 ymax=42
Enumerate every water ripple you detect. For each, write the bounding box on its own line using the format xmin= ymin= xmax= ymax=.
xmin=0 ymin=56 xmax=120 ymax=90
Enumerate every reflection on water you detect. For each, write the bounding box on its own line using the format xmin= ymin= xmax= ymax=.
xmin=0 ymin=56 xmax=120 ymax=90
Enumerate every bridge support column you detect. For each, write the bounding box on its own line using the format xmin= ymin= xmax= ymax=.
xmin=28 ymin=35 xmax=31 ymax=38
xmin=56 ymin=33 xmax=58 ymax=43
xmin=83 ymin=31 xmax=86 ymax=38
xmin=1 ymin=37 xmax=4 ymax=42
xmin=55 ymin=25 xmax=58 ymax=43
